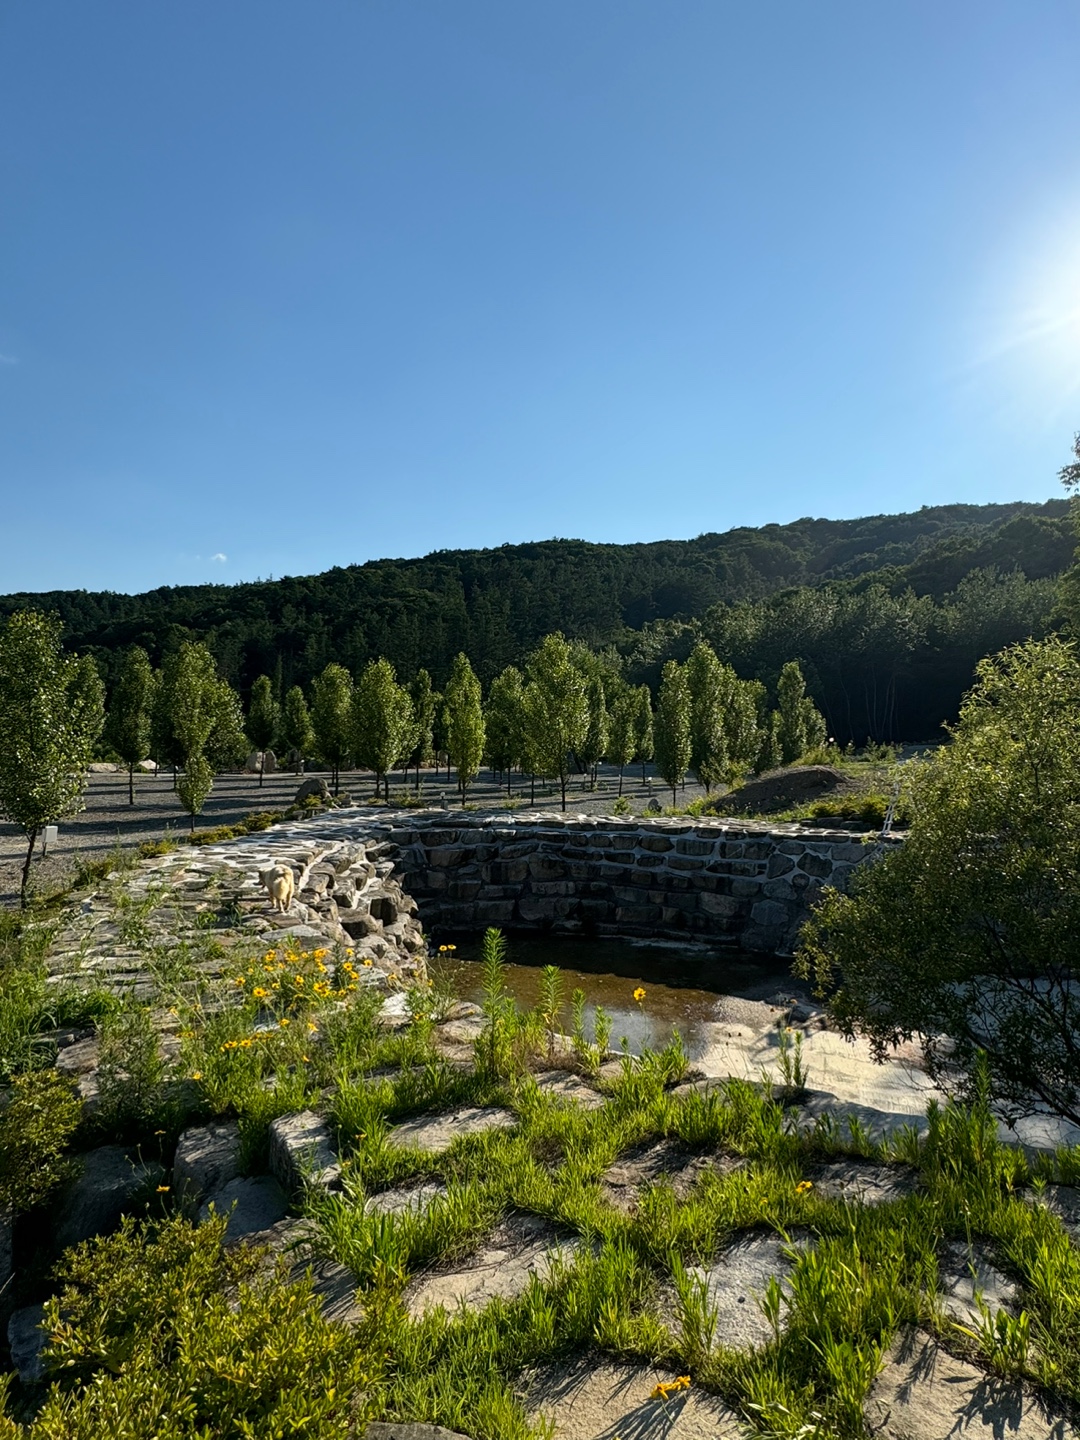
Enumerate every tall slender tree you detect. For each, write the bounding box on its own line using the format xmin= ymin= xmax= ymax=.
xmin=484 ymin=665 xmax=524 ymax=795
xmin=579 ymin=674 xmax=608 ymax=790
xmin=777 ymin=660 xmax=810 ymax=764
xmin=245 ymin=675 xmax=279 ymax=787
xmin=654 ymin=660 xmax=692 ymax=806
xmin=177 ymin=752 xmax=214 ymax=834
xmin=521 ymin=633 xmax=589 ymax=812
xmin=281 ymin=685 xmax=315 ymax=773
xmin=107 ymin=646 xmax=156 ymax=804
xmin=444 ymin=652 xmax=486 ymax=804
xmin=407 ymin=669 xmax=438 ymax=789
xmin=206 ymin=678 xmax=248 ymax=772
xmin=352 ymin=658 xmax=414 ymax=801
xmin=0 ymin=611 xmax=104 ymax=905
xmin=633 ymin=684 xmax=654 ymax=783
xmin=684 ymin=641 xmax=727 ymax=794
xmin=311 ymin=663 xmax=353 ymax=794
xmin=607 ymin=691 xmax=637 ymax=796
xmin=719 ymin=666 xmax=763 ymax=784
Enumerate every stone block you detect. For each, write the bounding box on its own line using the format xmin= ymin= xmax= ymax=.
xmin=763 ymin=879 xmax=796 ymax=902
xmin=446 ymin=880 xmax=481 ymax=901
xmin=798 ymin=851 xmax=833 ymax=878
xmin=674 ymin=838 xmax=713 ymax=856
xmin=751 ymin=899 xmax=792 ymax=929
xmin=475 ymin=900 xmax=516 ymax=925
xmin=268 ymin=1111 xmax=341 ymax=1194
xmin=667 ymin=856 xmax=704 ymax=871
xmin=55 ymin=1146 xmax=166 ymax=1252
xmin=173 ymin=1121 xmax=242 ymax=1209
xmin=766 ymin=854 xmax=795 ymax=878
xmin=199 ymin=1175 xmax=289 ymax=1240
xmin=700 ymin=891 xmax=740 ymax=918
xmin=528 ymin=854 xmax=568 ymax=881
xmin=7 ymin=1304 xmax=47 ymax=1384
xmin=640 ymin=835 xmax=673 ymax=852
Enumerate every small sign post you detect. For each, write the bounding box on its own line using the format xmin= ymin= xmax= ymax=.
xmin=42 ymin=825 xmax=58 ymax=856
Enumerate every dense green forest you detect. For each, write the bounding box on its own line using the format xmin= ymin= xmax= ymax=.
xmin=1 ymin=498 xmax=1073 ymax=744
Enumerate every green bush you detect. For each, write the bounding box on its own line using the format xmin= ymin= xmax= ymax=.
xmin=0 ymin=1070 xmax=81 ymax=1214
xmin=6 ymin=1214 xmax=371 ymax=1438
xmin=94 ymin=1005 xmax=167 ymax=1137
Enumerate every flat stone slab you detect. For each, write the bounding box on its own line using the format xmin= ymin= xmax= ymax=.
xmin=533 ymin=1071 xmax=606 ymax=1109
xmin=1033 ymin=1184 xmax=1080 ymax=1245
xmin=808 ymin=1159 xmax=918 ymax=1206
xmin=675 ymin=1232 xmax=799 ymax=1352
xmin=865 ymin=1329 xmax=1072 ymax=1438
xmin=524 ymin=1354 xmax=741 ymax=1438
xmin=173 ymin=1120 xmax=242 ymax=1208
xmin=388 ymin=1107 xmax=516 ymax=1155
xmin=241 ymin=1217 xmax=362 ymax=1325
xmin=938 ymin=1240 xmax=1017 ymax=1330
xmin=405 ymin=1215 xmax=581 ymax=1318
xmin=199 ymin=1175 xmax=289 ymax=1240
xmin=365 ymin=1181 xmax=448 ymax=1217
xmin=365 ymin=1426 xmax=471 ymax=1440
xmin=602 ymin=1138 xmax=739 ymax=1213
xmin=269 ymin=1110 xmax=342 ymax=1193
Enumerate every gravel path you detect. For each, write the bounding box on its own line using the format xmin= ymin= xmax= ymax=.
xmin=0 ymin=761 xmax=710 ymax=908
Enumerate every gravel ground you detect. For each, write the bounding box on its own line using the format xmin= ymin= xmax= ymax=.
xmin=0 ymin=761 xmax=711 ymax=909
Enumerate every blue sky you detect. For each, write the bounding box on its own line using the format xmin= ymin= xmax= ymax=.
xmin=3 ymin=1 xmax=1080 ymax=594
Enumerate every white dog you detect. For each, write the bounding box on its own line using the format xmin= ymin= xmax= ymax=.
xmin=259 ymin=864 xmax=296 ymax=914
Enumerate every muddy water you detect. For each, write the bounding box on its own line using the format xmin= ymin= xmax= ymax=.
xmin=429 ymin=933 xmax=800 ymax=1059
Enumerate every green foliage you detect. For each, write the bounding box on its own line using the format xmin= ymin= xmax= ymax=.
xmin=408 ymin=668 xmax=438 ymax=773
xmin=157 ymin=642 xmax=219 ymax=765
xmin=685 ymin=641 xmax=727 ymax=793
xmin=106 ymin=647 xmax=155 ymax=802
xmin=0 ymin=1069 xmax=80 ymax=1213
xmin=0 ymin=611 xmax=104 ymax=904
xmin=607 ymin=690 xmax=637 ymax=792
xmin=777 ymin=660 xmax=810 ymax=764
xmin=280 ymin=684 xmax=314 ymax=770
xmin=176 ymin=752 xmax=214 ymax=832
xmin=797 ymin=635 xmax=1080 ymax=1130
xmin=578 ymin=674 xmax=608 ymax=788
xmin=484 ymin=665 xmax=524 ymax=787
xmin=654 ymin=660 xmax=691 ymax=802
xmin=311 ymin=663 xmax=353 ymax=792
xmin=94 ymin=1004 xmax=168 ymax=1137
xmin=443 ymin=652 xmax=485 ymax=803
xmin=16 ymin=1214 xmax=371 ymax=1438
xmin=521 ymin=633 xmax=589 ymax=811
xmin=245 ymin=675 xmax=279 ymax=781
xmin=632 ymin=684 xmax=654 ymax=772
xmin=352 ymin=657 xmax=414 ymax=800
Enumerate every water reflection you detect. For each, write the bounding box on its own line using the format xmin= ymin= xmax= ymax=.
xmin=429 ymin=933 xmax=793 ymax=1059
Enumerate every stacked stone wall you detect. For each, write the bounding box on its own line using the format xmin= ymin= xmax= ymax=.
xmin=379 ymin=814 xmax=896 ymax=955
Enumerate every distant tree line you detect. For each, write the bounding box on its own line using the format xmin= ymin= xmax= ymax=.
xmin=0 ymin=501 xmax=1070 ymax=746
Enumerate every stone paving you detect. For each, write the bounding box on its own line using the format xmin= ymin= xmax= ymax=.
xmin=523 ymin=1355 xmax=742 ymax=1438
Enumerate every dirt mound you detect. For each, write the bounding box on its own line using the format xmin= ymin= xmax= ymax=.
xmin=711 ymin=765 xmax=850 ymax=816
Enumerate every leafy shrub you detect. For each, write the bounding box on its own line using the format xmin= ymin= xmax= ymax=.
xmin=9 ymin=1214 xmax=371 ymax=1438
xmin=94 ymin=1005 xmax=167 ymax=1136
xmin=0 ymin=1070 xmax=81 ymax=1214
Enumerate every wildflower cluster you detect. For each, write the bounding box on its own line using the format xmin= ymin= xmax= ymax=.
xmin=650 ymin=1375 xmax=691 ymax=1401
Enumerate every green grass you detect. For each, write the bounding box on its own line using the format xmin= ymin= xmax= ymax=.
xmin=3 ymin=925 xmax=1080 ymax=1438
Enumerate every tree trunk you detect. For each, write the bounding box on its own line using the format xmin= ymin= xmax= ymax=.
xmin=189 ymin=812 xmax=195 ymax=834
xmin=618 ymin=765 xmax=624 ymax=795
xmin=641 ymin=760 xmax=647 ymax=783
xmin=560 ymin=774 xmax=567 ymax=812
xmin=530 ymin=773 xmax=535 ymax=805
xmin=129 ymin=764 xmax=135 ymax=805
xmin=20 ymin=829 xmax=37 ymax=909
xmin=259 ymin=756 xmax=265 ymax=788
xmin=672 ymin=784 xmax=677 ymax=806
xmin=507 ymin=768 xmax=512 ymax=797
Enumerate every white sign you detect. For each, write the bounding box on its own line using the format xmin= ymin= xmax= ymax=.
xmin=42 ymin=825 xmax=58 ymax=854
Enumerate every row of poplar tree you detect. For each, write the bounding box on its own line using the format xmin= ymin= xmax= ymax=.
xmin=103 ymin=630 xmax=827 ymax=813
xmin=0 ymin=610 xmax=826 ymax=903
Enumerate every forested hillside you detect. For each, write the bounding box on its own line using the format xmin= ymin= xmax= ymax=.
xmin=1 ymin=498 xmax=1073 ymax=744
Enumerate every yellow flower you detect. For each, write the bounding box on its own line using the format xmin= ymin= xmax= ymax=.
xmin=438 ymin=945 xmax=447 ymax=952
xmin=795 ymin=1180 xmax=813 ymax=1194
xmin=346 ymin=948 xmax=355 ymax=956
xmin=301 ymin=1055 xmax=310 ymax=1063
xmin=278 ymin=1017 xmax=290 ymax=1027
xmin=191 ymin=1070 xmax=204 ymax=1081
xmin=651 ymin=1376 xmax=691 ymax=1401
xmin=239 ymin=1038 xmax=253 ymax=1048
xmin=252 ymin=986 xmax=268 ymax=999
xmin=361 ymin=958 xmax=373 ymax=967
xmin=313 ymin=948 xmax=328 ymax=960
xmin=234 ymin=976 xmax=246 ymax=987
xmin=156 ymin=1185 xmax=170 ymax=1193
xmin=263 ymin=950 xmax=276 ymax=963
xmin=447 ymin=943 xmax=456 ymax=951
xmin=220 ymin=1040 xmax=238 ymax=1051
xmin=308 ymin=1021 xmax=318 ymax=1033
xmin=633 ymin=986 xmax=646 ymax=1003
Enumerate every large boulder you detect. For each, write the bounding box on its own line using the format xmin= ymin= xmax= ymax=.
xmin=198 ymin=1176 xmax=288 ymax=1241
xmin=263 ymin=749 xmax=278 ymax=775
xmin=268 ymin=1112 xmax=341 ymax=1195
xmin=7 ymin=1304 xmax=47 ymax=1384
xmin=53 ymin=1146 xmax=165 ymax=1253
xmin=244 ymin=751 xmax=262 ymax=774
xmin=713 ymin=766 xmax=850 ymax=816
xmin=295 ymin=777 xmax=330 ymax=805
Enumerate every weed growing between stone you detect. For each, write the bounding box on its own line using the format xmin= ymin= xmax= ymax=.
xmin=3 ymin=926 xmax=1080 ymax=1437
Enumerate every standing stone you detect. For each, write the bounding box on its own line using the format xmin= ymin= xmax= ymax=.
xmin=54 ymin=1147 xmax=165 ymax=1253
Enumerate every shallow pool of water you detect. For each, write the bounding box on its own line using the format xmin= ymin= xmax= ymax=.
xmin=429 ymin=933 xmax=797 ymax=1059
